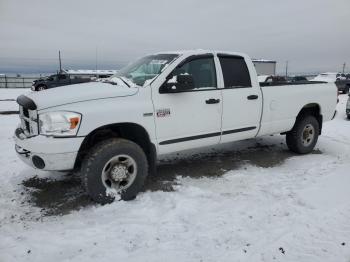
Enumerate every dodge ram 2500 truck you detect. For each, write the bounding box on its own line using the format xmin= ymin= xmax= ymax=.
xmin=14 ymin=50 xmax=338 ymax=203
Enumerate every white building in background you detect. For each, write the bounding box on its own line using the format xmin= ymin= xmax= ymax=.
xmin=252 ymin=59 xmax=276 ymax=76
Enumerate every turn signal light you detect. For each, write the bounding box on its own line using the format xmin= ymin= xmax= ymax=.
xmin=70 ymin=117 xmax=80 ymax=129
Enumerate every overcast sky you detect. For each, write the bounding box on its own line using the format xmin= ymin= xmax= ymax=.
xmin=0 ymin=0 xmax=349 ymax=74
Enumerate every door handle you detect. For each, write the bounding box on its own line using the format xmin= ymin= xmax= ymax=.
xmin=247 ymin=95 xmax=258 ymax=100
xmin=205 ymin=98 xmax=220 ymax=104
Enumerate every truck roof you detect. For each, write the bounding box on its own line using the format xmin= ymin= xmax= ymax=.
xmin=63 ymin=69 xmax=118 ymax=75
xmin=152 ymin=49 xmax=249 ymax=58
xmin=252 ymin=59 xmax=276 ymax=63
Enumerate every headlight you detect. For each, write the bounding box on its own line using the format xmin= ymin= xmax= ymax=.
xmin=39 ymin=111 xmax=82 ymax=137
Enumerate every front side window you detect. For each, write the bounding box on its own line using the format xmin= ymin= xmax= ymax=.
xmin=218 ymin=55 xmax=251 ymax=88
xmin=113 ymin=54 xmax=179 ymax=86
xmin=172 ymin=57 xmax=217 ymax=89
xmin=49 ymin=75 xmax=57 ymax=81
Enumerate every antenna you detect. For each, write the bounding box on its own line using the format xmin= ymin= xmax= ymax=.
xmin=59 ymin=50 xmax=62 ymax=73
xmin=342 ymin=62 xmax=346 ymax=74
xmin=285 ymin=60 xmax=289 ymax=78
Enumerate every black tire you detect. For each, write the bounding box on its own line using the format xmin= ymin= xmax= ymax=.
xmin=81 ymin=138 xmax=148 ymax=204
xmin=286 ymin=115 xmax=319 ymax=154
xmin=36 ymin=85 xmax=47 ymax=91
xmin=347 ymin=115 xmax=350 ymax=120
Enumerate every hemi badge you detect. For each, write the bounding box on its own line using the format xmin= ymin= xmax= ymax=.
xmin=143 ymin=113 xmax=153 ymax=117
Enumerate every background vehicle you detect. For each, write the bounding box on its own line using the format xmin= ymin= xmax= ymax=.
xmin=31 ymin=73 xmax=91 ymax=91
xmin=14 ymin=50 xmax=337 ymax=204
xmin=336 ymin=79 xmax=350 ymax=94
xmin=258 ymin=75 xmax=287 ymax=85
xmin=288 ymin=76 xmax=308 ymax=82
xmin=311 ymin=72 xmax=350 ymax=93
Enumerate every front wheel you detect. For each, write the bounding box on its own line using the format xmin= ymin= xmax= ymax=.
xmin=286 ymin=115 xmax=319 ymax=154
xmin=36 ymin=85 xmax=47 ymax=91
xmin=81 ymin=138 xmax=148 ymax=204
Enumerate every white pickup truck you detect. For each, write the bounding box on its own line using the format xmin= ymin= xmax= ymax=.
xmin=14 ymin=50 xmax=337 ymax=203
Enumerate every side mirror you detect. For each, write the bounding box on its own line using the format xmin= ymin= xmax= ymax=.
xmin=161 ymin=74 xmax=195 ymax=93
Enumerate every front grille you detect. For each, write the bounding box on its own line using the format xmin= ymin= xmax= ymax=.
xmin=19 ymin=105 xmax=39 ymax=137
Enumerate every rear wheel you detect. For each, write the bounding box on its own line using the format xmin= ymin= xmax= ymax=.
xmin=81 ymin=138 xmax=148 ymax=204
xmin=286 ymin=115 xmax=319 ymax=154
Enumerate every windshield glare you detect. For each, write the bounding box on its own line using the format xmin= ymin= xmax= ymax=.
xmin=113 ymin=54 xmax=178 ymax=86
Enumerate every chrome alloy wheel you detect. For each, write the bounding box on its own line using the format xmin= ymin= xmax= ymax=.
xmin=301 ymin=124 xmax=315 ymax=147
xmin=101 ymin=154 xmax=137 ymax=192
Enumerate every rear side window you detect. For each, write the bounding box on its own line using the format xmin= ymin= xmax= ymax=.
xmin=218 ymin=55 xmax=251 ymax=88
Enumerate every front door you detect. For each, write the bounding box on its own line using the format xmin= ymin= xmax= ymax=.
xmin=152 ymin=55 xmax=222 ymax=154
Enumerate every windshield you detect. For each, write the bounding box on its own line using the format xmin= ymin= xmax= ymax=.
xmin=113 ymin=54 xmax=179 ymax=86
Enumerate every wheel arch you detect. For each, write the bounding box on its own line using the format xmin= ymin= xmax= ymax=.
xmin=75 ymin=122 xmax=157 ymax=174
xmin=295 ymin=103 xmax=323 ymax=134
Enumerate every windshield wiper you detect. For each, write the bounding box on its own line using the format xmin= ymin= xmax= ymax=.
xmin=101 ymin=77 xmax=131 ymax=87
xmin=102 ymin=80 xmax=118 ymax=85
xmin=118 ymin=76 xmax=130 ymax=87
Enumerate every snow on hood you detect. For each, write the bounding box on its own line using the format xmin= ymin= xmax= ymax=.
xmin=25 ymin=81 xmax=138 ymax=110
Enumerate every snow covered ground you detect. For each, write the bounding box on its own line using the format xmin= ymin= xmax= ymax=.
xmin=0 ymin=89 xmax=350 ymax=262
xmin=0 ymin=88 xmax=30 ymax=112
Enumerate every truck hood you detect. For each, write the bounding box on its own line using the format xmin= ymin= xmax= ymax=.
xmin=24 ymin=81 xmax=138 ymax=110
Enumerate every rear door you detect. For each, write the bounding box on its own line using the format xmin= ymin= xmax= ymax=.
xmin=152 ymin=54 xmax=222 ymax=154
xmin=218 ymin=54 xmax=262 ymax=143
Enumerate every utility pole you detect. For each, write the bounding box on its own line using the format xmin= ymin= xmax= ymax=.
xmin=342 ymin=62 xmax=346 ymax=74
xmin=95 ymin=46 xmax=98 ymax=78
xmin=58 ymin=50 xmax=62 ymax=73
xmin=285 ymin=60 xmax=289 ymax=78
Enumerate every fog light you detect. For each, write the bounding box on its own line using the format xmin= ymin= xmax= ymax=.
xmin=32 ymin=155 xmax=45 ymax=169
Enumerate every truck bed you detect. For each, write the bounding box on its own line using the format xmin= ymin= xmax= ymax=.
xmin=257 ymin=82 xmax=337 ymax=136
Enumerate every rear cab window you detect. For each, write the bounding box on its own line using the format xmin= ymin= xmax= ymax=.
xmin=217 ymin=54 xmax=251 ymax=88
